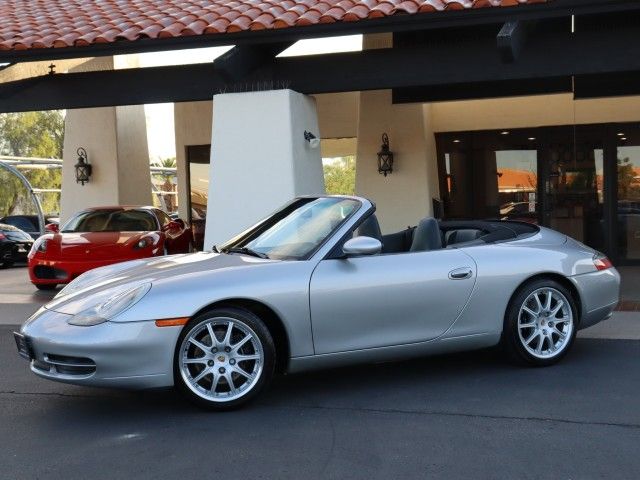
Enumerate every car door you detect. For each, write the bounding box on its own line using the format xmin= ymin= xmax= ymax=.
xmin=309 ymin=248 xmax=476 ymax=354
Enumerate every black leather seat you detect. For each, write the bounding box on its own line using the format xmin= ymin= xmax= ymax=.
xmin=410 ymin=217 xmax=442 ymax=252
xmin=355 ymin=214 xmax=383 ymax=242
xmin=445 ymin=229 xmax=483 ymax=246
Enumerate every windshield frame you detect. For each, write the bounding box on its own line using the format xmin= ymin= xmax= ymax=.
xmin=219 ymin=196 xmax=363 ymax=261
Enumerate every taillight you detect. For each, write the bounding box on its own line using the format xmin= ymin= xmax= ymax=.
xmin=0 ymin=232 xmax=5 ymax=240
xmin=593 ymin=253 xmax=613 ymax=271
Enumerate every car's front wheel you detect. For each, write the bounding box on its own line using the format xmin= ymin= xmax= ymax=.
xmin=502 ymin=279 xmax=578 ymax=366
xmin=174 ymin=307 xmax=275 ymax=410
xmin=35 ymin=283 xmax=57 ymax=291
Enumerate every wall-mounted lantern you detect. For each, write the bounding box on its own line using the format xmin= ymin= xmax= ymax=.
xmin=74 ymin=147 xmax=92 ymax=185
xmin=377 ymin=133 xmax=394 ymax=177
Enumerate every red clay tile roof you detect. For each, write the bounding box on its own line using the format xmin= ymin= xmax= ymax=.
xmin=0 ymin=0 xmax=547 ymax=52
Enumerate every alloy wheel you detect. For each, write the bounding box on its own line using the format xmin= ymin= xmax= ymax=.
xmin=517 ymin=287 xmax=574 ymax=359
xmin=178 ymin=317 xmax=264 ymax=402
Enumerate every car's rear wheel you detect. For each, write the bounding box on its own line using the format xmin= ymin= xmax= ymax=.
xmin=35 ymin=283 xmax=56 ymax=291
xmin=174 ymin=307 xmax=275 ymax=410
xmin=1 ymin=261 xmax=14 ymax=268
xmin=502 ymin=279 xmax=577 ymax=366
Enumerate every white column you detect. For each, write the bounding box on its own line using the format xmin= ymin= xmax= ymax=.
xmin=204 ymin=89 xmax=325 ymax=248
xmin=60 ymin=57 xmax=151 ymax=222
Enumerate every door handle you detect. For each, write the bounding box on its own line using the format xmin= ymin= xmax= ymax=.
xmin=449 ymin=267 xmax=473 ymax=280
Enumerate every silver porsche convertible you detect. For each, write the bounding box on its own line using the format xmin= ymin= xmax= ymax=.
xmin=14 ymin=196 xmax=620 ymax=410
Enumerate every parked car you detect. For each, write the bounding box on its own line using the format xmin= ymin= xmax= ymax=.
xmin=0 ymin=223 xmax=34 ymax=267
xmin=15 ymin=196 xmax=619 ymax=410
xmin=0 ymin=215 xmax=59 ymax=239
xmin=28 ymin=206 xmax=192 ymax=290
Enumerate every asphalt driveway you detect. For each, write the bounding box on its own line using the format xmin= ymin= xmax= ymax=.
xmin=1 ymin=266 xmax=639 ymax=479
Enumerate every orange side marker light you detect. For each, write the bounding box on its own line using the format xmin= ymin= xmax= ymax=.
xmin=155 ymin=317 xmax=189 ymax=327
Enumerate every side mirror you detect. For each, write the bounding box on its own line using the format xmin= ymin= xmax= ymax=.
xmin=163 ymin=220 xmax=182 ymax=231
xmin=45 ymin=223 xmax=59 ymax=233
xmin=342 ymin=236 xmax=382 ymax=257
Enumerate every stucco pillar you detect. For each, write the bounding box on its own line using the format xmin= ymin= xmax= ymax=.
xmin=204 ymin=89 xmax=325 ymax=248
xmin=355 ymin=35 xmax=440 ymax=233
xmin=60 ymin=57 xmax=151 ymax=222
xmin=355 ymin=92 xmax=440 ymax=233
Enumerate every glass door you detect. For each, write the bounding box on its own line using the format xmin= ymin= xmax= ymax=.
xmin=615 ymin=126 xmax=640 ymax=261
xmin=541 ymin=125 xmax=606 ymax=252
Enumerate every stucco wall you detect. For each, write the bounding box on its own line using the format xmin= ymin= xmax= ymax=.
xmin=355 ymin=90 xmax=439 ymax=233
xmin=431 ymin=93 xmax=640 ymax=132
xmin=174 ymin=101 xmax=213 ymax=221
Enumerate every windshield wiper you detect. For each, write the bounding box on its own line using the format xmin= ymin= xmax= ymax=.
xmin=222 ymin=246 xmax=269 ymax=259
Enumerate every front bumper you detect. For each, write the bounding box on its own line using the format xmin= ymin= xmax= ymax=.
xmin=28 ymin=256 xmax=151 ymax=286
xmin=1 ymin=243 xmax=31 ymax=264
xmin=17 ymin=307 xmax=181 ymax=389
xmin=570 ymin=267 xmax=621 ymax=330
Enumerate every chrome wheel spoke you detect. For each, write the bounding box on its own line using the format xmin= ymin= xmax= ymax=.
xmin=233 ymin=365 xmax=253 ymax=380
xmin=224 ymin=372 xmax=238 ymax=395
xmin=210 ymin=374 xmax=220 ymax=393
xmin=183 ymin=357 xmax=207 ymax=365
xmin=192 ymin=367 xmax=211 ymax=383
xmin=206 ymin=323 xmax=217 ymax=347
xmin=545 ymin=290 xmax=553 ymax=310
xmin=534 ymin=293 xmax=544 ymax=313
xmin=188 ymin=338 xmax=210 ymax=353
xmin=550 ymin=300 xmax=564 ymax=317
xmin=524 ymin=330 xmax=538 ymax=344
xmin=222 ymin=321 xmax=234 ymax=347
xmin=534 ymin=333 xmax=544 ymax=354
xmin=231 ymin=335 xmax=251 ymax=352
xmin=236 ymin=353 xmax=260 ymax=362
xmin=522 ymin=306 xmax=537 ymax=318
xmin=519 ymin=321 xmax=536 ymax=329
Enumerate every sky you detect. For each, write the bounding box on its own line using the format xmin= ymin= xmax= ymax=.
xmin=140 ymin=35 xmax=363 ymax=163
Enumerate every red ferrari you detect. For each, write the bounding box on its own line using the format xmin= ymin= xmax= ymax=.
xmin=28 ymin=206 xmax=192 ymax=290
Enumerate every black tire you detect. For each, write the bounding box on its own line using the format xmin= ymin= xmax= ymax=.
xmin=35 ymin=283 xmax=57 ymax=291
xmin=174 ymin=307 xmax=276 ymax=411
xmin=1 ymin=261 xmax=14 ymax=269
xmin=502 ymin=278 xmax=578 ymax=367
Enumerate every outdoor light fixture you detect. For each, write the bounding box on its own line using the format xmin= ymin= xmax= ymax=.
xmin=304 ymin=131 xmax=320 ymax=149
xmin=74 ymin=147 xmax=92 ymax=185
xmin=377 ymin=133 xmax=394 ymax=177
xmin=501 ymin=131 xmax=510 ymax=135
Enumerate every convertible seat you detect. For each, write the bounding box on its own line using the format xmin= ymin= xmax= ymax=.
xmin=445 ymin=229 xmax=483 ymax=246
xmin=355 ymin=215 xmax=383 ymax=242
xmin=410 ymin=217 xmax=442 ymax=252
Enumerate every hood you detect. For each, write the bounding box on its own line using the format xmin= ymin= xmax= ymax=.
xmin=45 ymin=252 xmax=276 ymax=315
xmin=51 ymin=231 xmax=157 ymax=259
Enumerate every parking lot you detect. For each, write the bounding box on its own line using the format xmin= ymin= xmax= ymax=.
xmin=2 ymin=265 xmax=640 ymax=479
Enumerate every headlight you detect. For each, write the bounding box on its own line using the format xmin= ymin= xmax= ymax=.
xmin=67 ymin=283 xmax=151 ymax=326
xmin=134 ymin=238 xmax=150 ymax=249
xmin=31 ymin=237 xmax=48 ymax=253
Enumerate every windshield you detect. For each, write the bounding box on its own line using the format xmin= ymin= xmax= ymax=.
xmin=62 ymin=210 xmax=158 ymax=233
xmin=221 ymin=197 xmax=361 ymax=260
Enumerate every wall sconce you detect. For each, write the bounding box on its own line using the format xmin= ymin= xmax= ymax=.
xmin=377 ymin=133 xmax=394 ymax=177
xmin=304 ymin=131 xmax=320 ymax=149
xmin=74 ymin=147 xmax=92 ymax=185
